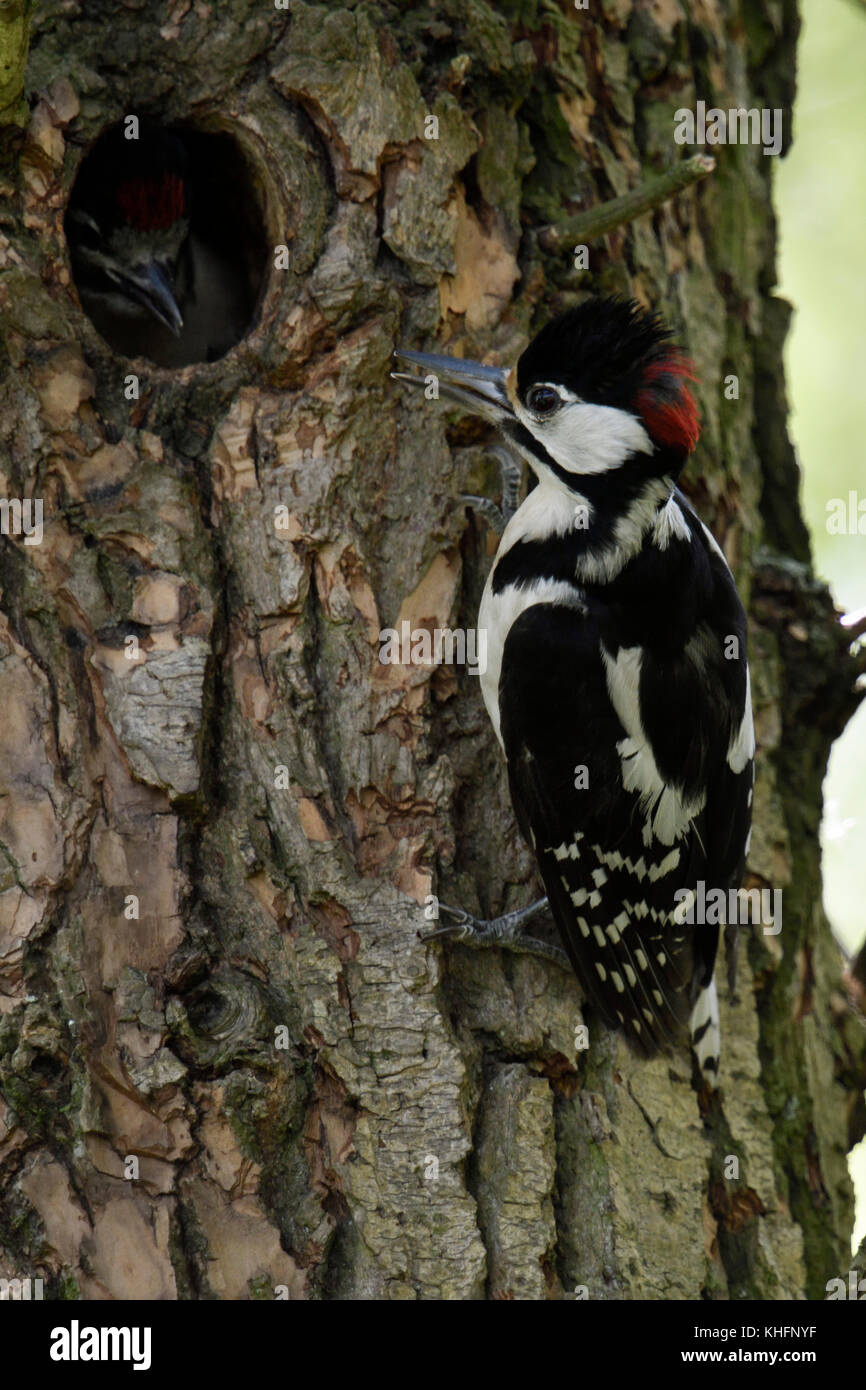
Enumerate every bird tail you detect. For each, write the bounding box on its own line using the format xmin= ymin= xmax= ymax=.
xmin=689 ymin=977 xmax=720 ymax=1089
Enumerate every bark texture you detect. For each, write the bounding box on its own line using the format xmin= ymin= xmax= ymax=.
xmin=0 ymin=0 xmax=864 ymax=1301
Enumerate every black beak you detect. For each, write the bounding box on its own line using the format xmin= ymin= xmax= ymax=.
xmin=128 ymin=259 xmax=184 ymax=336
xmin=391 ymin=349 xmax=513 ymax=424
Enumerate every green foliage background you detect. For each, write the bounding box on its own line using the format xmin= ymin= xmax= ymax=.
xmin=776 ymin=0 xmax=866 ymax=1246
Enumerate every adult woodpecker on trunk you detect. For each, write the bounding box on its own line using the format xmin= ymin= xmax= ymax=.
xmin=392 ymin=296 xmax=754 ymax=1088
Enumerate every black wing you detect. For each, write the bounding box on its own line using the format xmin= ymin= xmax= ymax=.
xmin=498 ymin=522 xmax=752 ymax=1057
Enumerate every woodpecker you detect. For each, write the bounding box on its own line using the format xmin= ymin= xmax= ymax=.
xmin=393 ymin=296 xmax=754 ymax=1087
xmin=65 ymin=125 xmax=250 ymax=365
xmin=66 ymin=127 xmax=190 ymax=338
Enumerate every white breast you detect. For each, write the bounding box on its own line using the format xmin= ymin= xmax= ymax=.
xmin=478 ymin=481 xmax=588 ymax=744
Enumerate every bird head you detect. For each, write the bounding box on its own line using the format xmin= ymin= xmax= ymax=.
xmin=66 ymin=127 xmax=191 ymax=336
xmin=393 ymin=296 xmax=700 ymax=490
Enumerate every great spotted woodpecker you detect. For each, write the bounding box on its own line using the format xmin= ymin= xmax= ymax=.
xmin=66 ymin=127 xmax=191 ymax=339
xmin=393 ymin=296 xmax=754 ymax=1087
xmin=65 ymin=125 xmax=250 ymax=365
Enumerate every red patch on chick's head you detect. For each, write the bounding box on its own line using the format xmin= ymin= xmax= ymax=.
xmin=115 ymin=172 xmax=187 ymax=232
xmin=635 ymin=354 xmax=700 ymax=455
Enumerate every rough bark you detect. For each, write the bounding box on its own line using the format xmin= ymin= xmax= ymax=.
xmin=0 ymin=0 xmax=863 ymax=1301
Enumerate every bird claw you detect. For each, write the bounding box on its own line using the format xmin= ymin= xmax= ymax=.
xmin=419 ymin=898 xmax=570 ymax=968
xmin=460 ymin=445 xmax=522 ymax=533
xmin=460 ymin=494 xmax=508 ymax=533
xmin=420 ymin=902 xmax=478 ymax=943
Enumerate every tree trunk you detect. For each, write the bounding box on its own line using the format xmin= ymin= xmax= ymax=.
xmin=0 ymin=0 xmax=863 ymax=1301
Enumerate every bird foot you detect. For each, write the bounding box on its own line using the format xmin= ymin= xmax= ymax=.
xmin=421 ymin=897 xmax=569 ymax=968
xmin=461 ymin=445 xmax=522 ymax=533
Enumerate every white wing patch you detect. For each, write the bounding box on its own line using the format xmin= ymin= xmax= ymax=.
xmin=601 ymin=643 xmax=705 ymax=846
xmin=727 ymin=665 xmax=755 ymax=773
xmin=652 ymin=494 xmax=692 ymax=550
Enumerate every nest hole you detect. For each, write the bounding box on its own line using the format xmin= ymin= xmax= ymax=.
xmin=65 ymin=118 xmax=271 ymax=368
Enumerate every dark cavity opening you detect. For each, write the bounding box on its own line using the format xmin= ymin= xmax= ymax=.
xmin=65 ymin=120 xmax=270 ymax=368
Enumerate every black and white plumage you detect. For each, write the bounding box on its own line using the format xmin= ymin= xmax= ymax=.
xmin=392 ymin=296 xmax=754 ymax=1087
xmin=66 ymin=126 xmax=192 ymax=342
xmin=65 ymin=125 xmax=252 ymax=365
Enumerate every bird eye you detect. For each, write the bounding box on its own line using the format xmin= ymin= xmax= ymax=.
xmin=525 ymin=383 xmax=561 ymax=417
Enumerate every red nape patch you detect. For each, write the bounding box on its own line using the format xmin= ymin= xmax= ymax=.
xmin=115 ymin=173 xmax=187 ymax=231
xmin=635 ymin=355 xmax=700 ymax=454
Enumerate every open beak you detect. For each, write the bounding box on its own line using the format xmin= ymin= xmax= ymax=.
xmin=391 ymin=348 xmax=513 ymax=424
xmin=129 ymin=260 xmax=184 ymax=336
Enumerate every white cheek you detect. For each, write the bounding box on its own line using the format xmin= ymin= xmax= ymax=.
xmin=514 ymin=400 xmax=654 ymax=476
